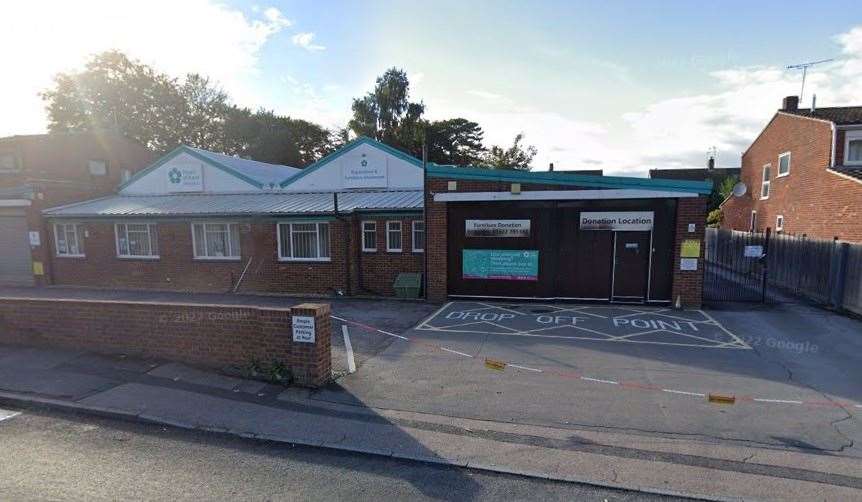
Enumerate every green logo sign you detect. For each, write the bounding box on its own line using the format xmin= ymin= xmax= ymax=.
xmin=168 ymin=167 xmax=182 ymax=184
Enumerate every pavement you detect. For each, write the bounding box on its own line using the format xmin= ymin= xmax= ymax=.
xmin=1 ymin=287 xmax=861 ymax=500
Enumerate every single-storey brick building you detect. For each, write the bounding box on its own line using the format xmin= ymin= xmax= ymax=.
xmin=42 ymin=137 xmax=712 ymax=306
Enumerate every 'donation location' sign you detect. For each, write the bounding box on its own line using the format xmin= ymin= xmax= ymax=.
xmin=417 ymin=301 xmax=749 ymax=349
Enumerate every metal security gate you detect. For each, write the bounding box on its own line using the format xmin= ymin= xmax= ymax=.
xmin=704 ymin=228 xmax=769 ymax=302
xmin=0 ymin=209 xmax=34 ymax=286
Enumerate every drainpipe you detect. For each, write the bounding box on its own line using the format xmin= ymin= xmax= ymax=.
xmin=830 ymin=123 xmax=836 ymax=168
xmin=422 ymin=140 xmax=429 ymax=299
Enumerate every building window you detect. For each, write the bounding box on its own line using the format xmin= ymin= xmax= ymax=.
xmin=386 ymin=221 xmax=402 ymax=252
xmin=278 ymin=222 xmax=330 ymax=261
xmin=760 ymin=164 xmax=771 ymax=199
xmin=845 ymin=131 xmax=862 ymax=165
xmin=776 ymin=215 xmax=784 ymax=233
xmin=54 ymin=223 xmax=85 ymax=257
xmin=115 ymin=222 xmax=159 ymax=258
xmin=88 ymin=159 xmax=108 ymax=176
xmin=0 ymin=152 xmax=19 ymax=173
xmin=361 ymin=221 xmax=377 ymax=252
xmin=412 ymin=220 xmax=425 ymax=253
xmin=777 ymin=152 xmax=791 ymax=177
xmin=192 ymin=222 xmax=240 ymax=259
xmin=749 ymin=211 xmax=757 ymax=232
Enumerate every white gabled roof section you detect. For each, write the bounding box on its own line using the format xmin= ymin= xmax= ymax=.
xmin=280 ymin=136 xmax=423 ymax=192
xmin=119 ymin=145 xmax=300 ymax=195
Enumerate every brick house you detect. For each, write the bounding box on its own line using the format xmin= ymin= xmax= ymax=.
xmin=0 ymin=131 xmax=154 ymax=286
xmin=721 ymin=96 xmax=862 ymax=241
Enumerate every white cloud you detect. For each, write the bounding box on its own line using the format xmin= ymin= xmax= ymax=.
xmin=467 ymin=89 xmax=503 ymax=100
xmin=0 ymin=1 xmax=293 ymax=136
xmin=291 ymin=32 xmax=326 ymax=52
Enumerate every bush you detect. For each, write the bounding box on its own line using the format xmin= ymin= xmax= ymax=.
xmin=707 ymin=208 xmax=723 ymax=227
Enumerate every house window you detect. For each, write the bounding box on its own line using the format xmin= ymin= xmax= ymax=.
xmin=777 ymin=152 xmax=791 ymax=177
xmin=760 ymin=164 xmax=771 ymax=199
xmin=845 ymin=131 xmax=862 ymax=165
xmin=749 ymin=211 xmax=757 ymax=232
xmin=115 ymin=222 xmax=159 ymax=258
xmin=386 ymin=221 xmax=402 ymax=252
xmin=776 ymin=215 xmax=784 ymax=233
xmin=192 ymin=222 xmax=240 ymax=259
xmin=0 ymin=152 xmax=19 ymax=173
xmin=361 ymin=221 xmax=377 ymax=252
xmin=278 ymin=222 xmax=330 ymax=261
xmin=88 ymin=159 xmax=108 ymax=176
xmin=412 ymin=220 xmax=425 ymax=253
xmin=54 ymin=223 xmax=85 ymax=257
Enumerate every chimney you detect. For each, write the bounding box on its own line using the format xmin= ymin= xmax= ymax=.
xmin=782 ymin=95 xmax=799 ymax=111
xmin=811 ymin=94 xmax=817 ymax=112
xmin=548 ymin=162 xmax=554 ymax=172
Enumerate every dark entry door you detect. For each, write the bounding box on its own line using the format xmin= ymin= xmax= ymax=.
xmin=612 ymin=231 xmax=651 ymax=301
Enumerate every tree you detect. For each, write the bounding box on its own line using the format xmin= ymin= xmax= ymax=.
xmin=424 ymin=118 xmax=486 ymax=165
xmin=483 ymin=133 xmax=538 ymax=170
xmin=222 ymin=108 xmax=333 ymax=167
xmin=348 ymin=68 xmax=425 ymax=153
xmin=710 ymin=174 xmax=739 ymax=211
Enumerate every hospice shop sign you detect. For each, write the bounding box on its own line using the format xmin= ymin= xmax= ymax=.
xmin=462 ymin=249 xmax=539 ymax=281
xmin=465 ymin=219 xmax=530 ymax=238
xmin=580 ymin=211 xmax=654 ymax=231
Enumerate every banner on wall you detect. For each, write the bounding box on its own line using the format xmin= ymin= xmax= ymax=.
xmin=342 ymin=151 xmax=388 ymax=188
xmin=462 ymin=249 xmax=539 ymax=281
xmin=465 ymin=220 xmax=530 ymax=238
xmin=579 ymin=211 xmax=654 ymax=231
xmin=166 ymin=164 xmax=204 ymax=192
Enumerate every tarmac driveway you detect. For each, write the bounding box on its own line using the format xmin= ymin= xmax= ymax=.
xmin=323 ymin=300 xmax=862 ymax=457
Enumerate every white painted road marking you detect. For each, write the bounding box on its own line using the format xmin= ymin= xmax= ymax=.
xmin=441 ymin=347 xmax=474 ymax=358
xmin=341 ymin=325 xmax=356 ymax=374
xmin=662 ymin=389 xmax=706 ymax=397
xmin=0 ymin=409 xmax=21 ymax=423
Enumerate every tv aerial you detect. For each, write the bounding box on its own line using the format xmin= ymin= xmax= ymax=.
xmin=786 ymin=58 xmax=834 ymax=103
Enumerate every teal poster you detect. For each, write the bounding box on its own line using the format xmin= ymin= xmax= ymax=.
xmin=462 ymin=249 xmax=539 ymax=281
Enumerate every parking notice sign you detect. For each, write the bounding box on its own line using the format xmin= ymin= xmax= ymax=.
xmin=292 ymin=316 xmax=315 ymax=343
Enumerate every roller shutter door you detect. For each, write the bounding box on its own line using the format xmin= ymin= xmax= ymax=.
xmin=0 ymin=208 xmax=33 ymax=286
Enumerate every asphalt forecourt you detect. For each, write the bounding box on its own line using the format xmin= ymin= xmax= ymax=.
xmin=415 ymin=302 xmax=750 ymax=349
xmin=328 ymin=301 xmax=861 ymax=453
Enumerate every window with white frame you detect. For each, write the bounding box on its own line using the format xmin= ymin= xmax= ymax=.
xmin=361 ymin=221 xmax=377 ymax=252
xmin=761 ymin=164 xmax=771 ymax=199
xmin=192 ymin=222 xmax=240 ymax=259
xmin=749 ymin=211 xmax=757 ymax=232
xmin=412 ymin=220 xmax=424 ymax=252
xmin=846 ymin=131 xmax=862 ymax=165
xmin=115 ymin=222 xmax=159 ymax=258
xmin=278 ymin=222 xmax=330 ymax=261
xmin=0 ymin=152 xmax=19 ymax=172
xmin=386 ymin=221 xmax=402 ymax=252
xmin=88 ymin=159 xmax=108 ymax=176
xmin=777 ymin=152 xmax=791 ymax=177
xmin=54 ymin=223 xmax=85 ymax=257
xmin=776 ymin=215 xmax=784 ymax=232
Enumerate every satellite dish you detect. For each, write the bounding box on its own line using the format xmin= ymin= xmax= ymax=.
xmin=731 ymin=182 xmax=747 ymax=197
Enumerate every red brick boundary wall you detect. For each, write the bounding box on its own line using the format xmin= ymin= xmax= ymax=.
xmin=0 ymin=298 xmax=332 ymax=387
xmin=671 ymin=197 xmax=707 ymax=308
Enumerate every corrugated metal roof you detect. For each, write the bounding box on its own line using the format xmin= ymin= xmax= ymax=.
xmin=42 ymin=190 xmax=423 ymax=218
xmin=185 ymin=147 xmax=301 ymax=186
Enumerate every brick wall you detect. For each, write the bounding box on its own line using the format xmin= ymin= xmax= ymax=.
xmin=0 ymin=297 xmax=331 ymax=386
xmin=671 ymin=197 xmax=707 ymax=308
xmin=48 ymin=217 xmax=423 ymax=297
xmin=723 ymin=113 xmax=862 ymax=242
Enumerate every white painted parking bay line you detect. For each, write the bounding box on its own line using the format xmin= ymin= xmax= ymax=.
xmin=509 ymin=364 xmax=542 ymax=372
xmin=440 ymin=347 xmax=474 ymax=358
xmin=341 ymin=325 xmax=356 ymax=374
xmin=581 ymin=377 xmax=619 ymax=385
xmin=0 ymin=409 xmax=21 ymax=422
xmin=753 ymin=398 xmax=804 ymax=405
xmin=662 ymin=389 xmax=706 ymax=397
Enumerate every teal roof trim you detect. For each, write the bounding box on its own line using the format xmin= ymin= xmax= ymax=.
xmin=426 ymin=164 xmax=713 ymax=195
xmin=118 ymin=145 xmax=265 ymax=191
xmin=278 ymin=136 xmax=423 ymax=188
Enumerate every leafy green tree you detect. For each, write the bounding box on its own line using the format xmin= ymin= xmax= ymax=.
xmin=424 ymin=118 xmax=486 ymax=165
xmin=223 ymin=108 xmax=333 ymax=167
xmin=483 ymin=133 xmax=538 ymax=170
xmin=710 ymin=174 xmax=739 ymax=211
xmin=348 ymin=68 xmax=425 ymax=153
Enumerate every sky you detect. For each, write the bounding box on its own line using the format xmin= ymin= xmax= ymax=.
xmin=2 ymin=0 xmax=862 ymax=176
